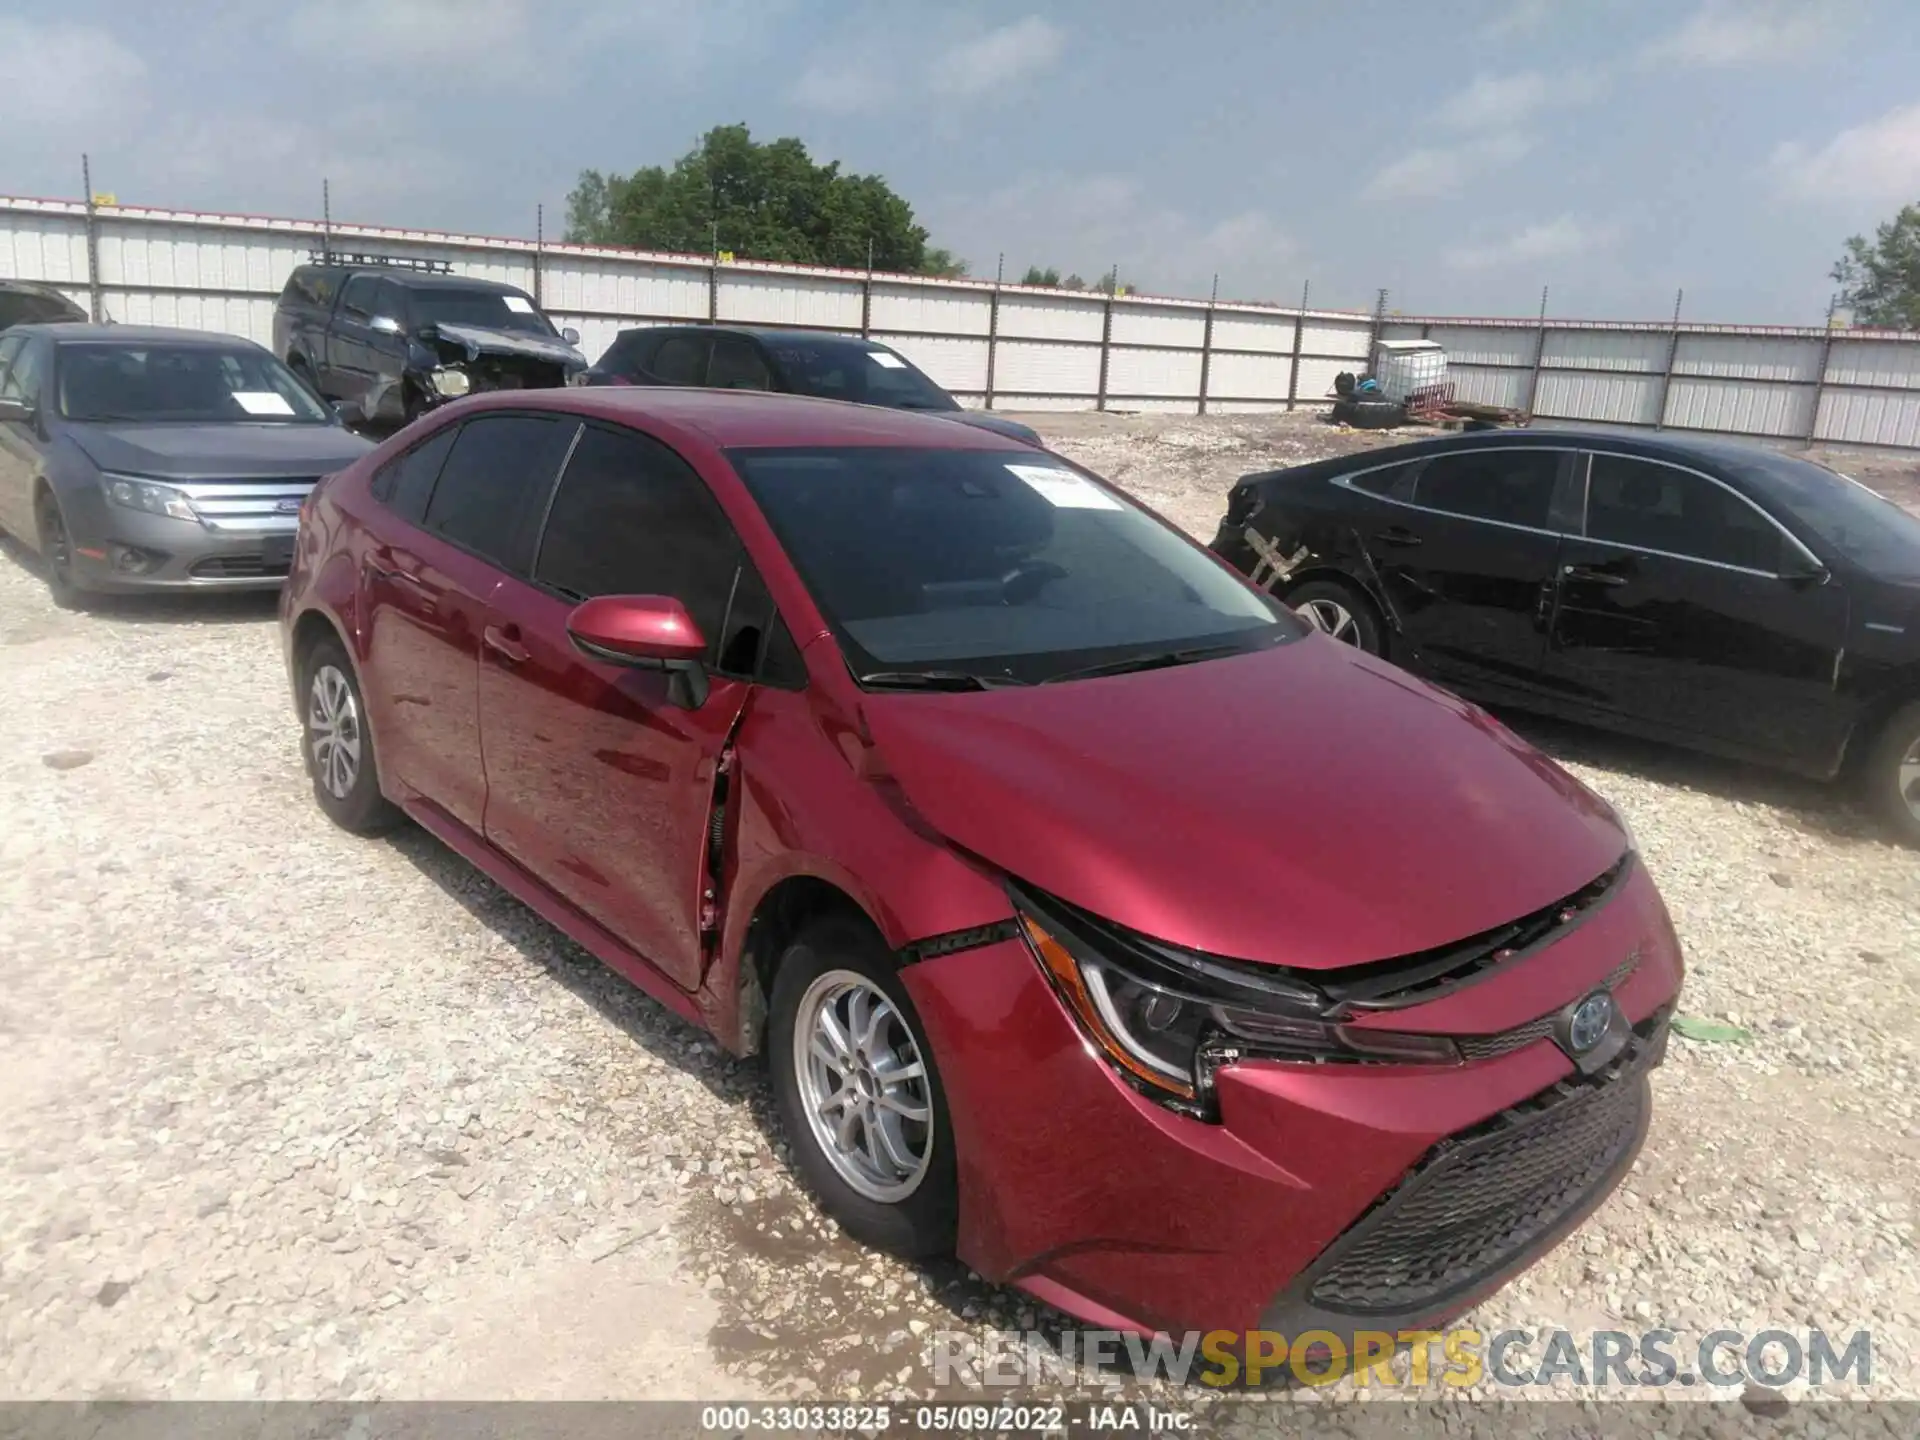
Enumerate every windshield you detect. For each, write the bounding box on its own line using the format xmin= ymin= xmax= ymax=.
xmin=763 ymin=338 xmax=959 ymax=411
xmin=728 ymin=445 xmax=1296 ymax=683
xmin=413 ymin=288 xmax=557 ymax=337
xmin=1738 ymin=454 xmax=1920 ymax=579
xmin=56 ymin=343 xmax=333 ymax=424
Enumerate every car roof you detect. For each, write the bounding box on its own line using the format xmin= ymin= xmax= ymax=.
xmin=447 ymin=385 xmax=1023 ymax=450
xmin=310 ymin=268 xmax=525 ymax=294
xmin=616 ymin=324 xmax=888 ymax=349
xmin=1258 ymin=425 xmax=1805 ymax=478
xmin=10 ymin=323 xmax=266 ymax=348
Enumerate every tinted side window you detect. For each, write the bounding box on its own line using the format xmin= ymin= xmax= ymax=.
xmin=341 ymin=275 xmax=380 ymax=318
xmin=422 ymin=415 xmax=576 ymax=571
xmin=1 ymin=339 xmax=47 ymax=405
xmin=598 ymin=332 xmax=652 ymax=376
xmin=0 ymin=335 xmax=23 ymax=395
xmin=534 ymin=424 xmax=748 ymax=667
xmin=1585 ymin=455 xmax=1784 ymax=572
xmin=709 ymin=336 xmax=771 ymax=391
xmin=1347 ymin=462 xmax=1413 ymax=499
xmin=311 ymin=269 xmax=343 ymax=309
xmin=370 ymin=423 xmax=460 ymax=524
xmin=1415 ymin=449 xmax=1559 ymax=529
xmin=281 ymin=270 xmax=315 ymax=305
xmin=652 ymin=334 xmax=710 ymax=386
xmin=375 ymin=279 xmax=409 ymax=325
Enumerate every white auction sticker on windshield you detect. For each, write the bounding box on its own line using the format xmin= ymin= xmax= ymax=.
xmin=502 ymin=295 xmax=536 ymax=314
xmin=1007 ymin=464 xmax=1122 ymax=510
xmin=233 ymin=391 xmax=295 ymax=417
xmin=868 ymin=352 xmax=906 ymax=368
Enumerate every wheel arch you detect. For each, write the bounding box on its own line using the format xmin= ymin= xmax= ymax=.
xmin=722 ymin=871 xmax=884 ymax=1059
xmin=1280 ymin=564 xmax=1398 ymax=654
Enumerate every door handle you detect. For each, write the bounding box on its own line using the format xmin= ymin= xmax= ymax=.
xmin=1373 ymin=527 xmax=1424 ymax=548
xmin=483 ymin=624 xmax=530 ymax=665
xmin=1564 ymin=564 xmax=1631 ymax=588
xmin=366 ymin=557 xmax=436 ymax=613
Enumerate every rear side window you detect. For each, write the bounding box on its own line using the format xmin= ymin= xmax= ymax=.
xmin=533 ymin=423 xmax=748 ymax=666
xmin=340 ymin=275 xmax=380 ymax=318
xmin=422 ymin=414 xmax=576 ymax=571
xmin=598 ymin=331 xmax=654 ymax=377
xmin=651 ymin=334 xmax=710 ymax=386
xmin=1585 ymin=454 xmax=1784 ymax=572
xmin=709 ymin=336 xmax=771 ymax=391
xmin=1345 ymin=462 xmax=1413 ymax=499
xmin=1415 ymin=449 xmax=1560 ymax=529
xmin=370 ymin=424 xmax=460 ymax=524
xmin=0 ymin=337 xmax=47 ymax=405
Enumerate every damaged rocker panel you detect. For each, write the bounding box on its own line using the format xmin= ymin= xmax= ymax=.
xmin=896 ymin=919 xmax=1023 ymax=967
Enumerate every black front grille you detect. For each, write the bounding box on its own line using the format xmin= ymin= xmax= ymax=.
xmin=190 ymin=553 xmax=286 ymax=579
xmin=1456 ymin=952 xmax=1640 ymax=1061
xmin=1305 ymin=1024 xmax=1659 ymax=1315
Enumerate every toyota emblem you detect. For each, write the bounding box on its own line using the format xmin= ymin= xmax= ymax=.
xmin=1567 ymin=991 xmax=1615 ymax=1053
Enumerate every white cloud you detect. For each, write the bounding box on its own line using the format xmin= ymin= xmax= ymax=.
xmin=289 ymin=0 xmax=532 ymax=65
xmin=1439 ymin=72 xmax=1555 ymax=130
xmin=933 ymin=173 xmax=1294 ymax=297
xmin=1770 ymin=102 xmax=1920 ymax=205
xmin=1363 ymin=134 xmax=1533 ymax=201
xmin=790 ymin=47 xmax=896 ymax=115
xmin=1640 ymin=0 xmax=1831 ymax=68
xmin=930 ymin=16 xmax=1067 ymax=97
xmin=0 ymin=18 xmax=147 ymax=139
xmin=1445 ymin=215 xmax=1626 ymax=271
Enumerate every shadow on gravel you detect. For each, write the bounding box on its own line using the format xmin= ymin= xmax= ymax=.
xmin=0 ymin=533 xmax=282 ymax=626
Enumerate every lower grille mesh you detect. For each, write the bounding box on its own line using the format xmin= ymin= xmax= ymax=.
xmin=1307 ymin=1042 xmax=1652 ymax=1314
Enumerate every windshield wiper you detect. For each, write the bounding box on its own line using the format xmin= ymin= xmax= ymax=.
xmin=857 ymin=669 xmax=1027 ymax=691
xmin=1044 ymin=641 xmax=1252 ymax=685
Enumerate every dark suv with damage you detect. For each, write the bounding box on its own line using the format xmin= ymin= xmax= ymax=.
xmin=274 ymin=253 xmax=586 ymax=429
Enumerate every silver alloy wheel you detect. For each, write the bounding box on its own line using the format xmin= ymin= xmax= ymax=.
xmin=1297 ymin=597 xmax=1359 ymax=644
xmin=307 ymin=664 xmax=363 ymax=801
xmin=1901 ymin=736 xmax=1920 ymax=823
xmin=793 ymin=969 xmax=934 ymax=1203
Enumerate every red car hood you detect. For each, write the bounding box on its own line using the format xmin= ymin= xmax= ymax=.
xmin=860 ymin=636 xmax=1628 ymax=970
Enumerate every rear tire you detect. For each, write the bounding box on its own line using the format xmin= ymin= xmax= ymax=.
xmin=1863 ymin=701 xmax=1920 ymax=848
xmin=1287 ymin=577 xmax=1385 ymax=656
xmin=298 ymin=635 xmax=402 ymax=835
xmin=35 ymin=492 xmax=91 ymax=612
xmin=767 ymin=915 xmax=958 ymax=1259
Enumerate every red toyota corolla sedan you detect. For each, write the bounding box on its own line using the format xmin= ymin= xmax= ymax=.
xmin=280 ymin=386 xmax=1684 ymax=1343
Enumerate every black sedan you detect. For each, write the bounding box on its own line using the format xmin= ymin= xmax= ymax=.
xmin=0 ymin=325 xmax=372 ymax=607
xmin=576 ymin=324 xmax=1044 ymax=447
xmin=1210 ymin=429 xmax=1920 ymax=843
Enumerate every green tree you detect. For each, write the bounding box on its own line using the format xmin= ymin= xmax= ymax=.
xmin=564 ymin=124 xmax=960 ymax=275
xmin=1832 ymin=203 xmax=1920 ymax=328
xmin=1021 ymin=265 xmax=1062 ymax=286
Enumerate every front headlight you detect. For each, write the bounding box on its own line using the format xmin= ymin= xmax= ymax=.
xmin=101 ymin=475 xmax=197 ymax=522
xmin=429 ymin=367 xmax=471 ymax=398
xmin=1013 ymin=887 xmax=1459 ymax=1117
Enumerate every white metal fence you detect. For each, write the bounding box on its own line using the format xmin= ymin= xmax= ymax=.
xmin=7 ymin=194 xmax=1920 ymax=450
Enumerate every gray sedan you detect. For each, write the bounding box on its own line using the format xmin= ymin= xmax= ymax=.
xmin=0 ymin=325 xmax=372 ymax=607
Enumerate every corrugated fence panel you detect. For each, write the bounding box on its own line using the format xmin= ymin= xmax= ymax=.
xmin=718 ymin=272 xmax=862 ymax=329
xmin=544 ymin=257 xmax=708 ymax=323
xmin=1817 ymin=388 xmax=1920 ymax=449
xmin=1664 ymin=377 xmax=1813 ymax=437
xmin=998 ymin=294 xmax=1105 ymax=343
xmin=993 ymin=340 xmax=1101 ymax=400
xmin=869 ymin=283 xmax=991 ymax=337
xmin=1301 ymin=319 xmax=1373 ymax=359
xmin=546 ymin=314 xmax=623 ymax=365
xmin=101 ymin=291 xmax=278 ymax=346
xmin=1426 ymin=324 xmax=1537 ymax=368
xmin=1109 ymin=304 xmax=1205 ymax=350
xmin=1535 ymin=370 xmax=1662 ymax=425
xmin=1673 ymin=334 xmax=1821 ymax=382
xmin=0 ymin=210 xmax=90 ymax=284
xmin=1450 ymin=366 xmax=1532 ymax=410
xmin=1543 ymin=329 xmax=1668 ymax=373
xmin=1106 ymin=345 xmax=1204 ymax=400
xmin=1825 ymin=339 xmax=1920 ymax=390
xmin=873 ymin=333 xmax=990 ymax=395
xmin=1295 ymin=356 xmax=1362 ymax=402
xmin=1206 ymin=351 xmax=1294 ymax=400
xmin=1209 ymin=312 xmax=1299 ymax=354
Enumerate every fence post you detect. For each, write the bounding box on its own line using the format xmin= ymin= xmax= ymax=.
xmin=81 ymin=154 xmax=103 ymax=323
xmin=984 ymin=253 xmax=1003 ymax=411
xmin=1653 ymin=289 xmax=1683 ymax=431
xmin=1197 ymin=273 xmax=1218 ymax=416
xmin=1286 ymin=280 xmax=1309 ymax=411
xmin=1806 ymin=295 xmax=1839 ymax=447
xmin=861 ymin=238 xmax=874 ymax=339
xmin=321 ymin=177 xmax=332 ymax=259
xmin=532 ymin=204 xmax=544 ymax=308
xmin=1095 ymin=264 xmax=1117 ymax=412
xmin=1525 ymin=286 xmax=1549 ymax=416
xmin=1366 ymin=287 xmax=1389 ymax=377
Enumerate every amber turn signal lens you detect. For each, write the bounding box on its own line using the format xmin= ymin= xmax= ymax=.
xmin=1018 ymin=914 xmax=1198 ymax=1101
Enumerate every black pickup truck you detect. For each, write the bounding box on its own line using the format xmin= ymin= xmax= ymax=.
xmin=273 ymin=254 xmax=587 ymax=427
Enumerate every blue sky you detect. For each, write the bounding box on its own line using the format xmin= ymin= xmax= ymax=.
xmin=3 ymin=0 xmax=1917 ymax=323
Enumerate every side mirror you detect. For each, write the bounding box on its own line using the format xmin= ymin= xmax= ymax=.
xmin=566 ymin=594 xmax=710 ymax=708
xmin=370 ymin=315 xmax=403 ymax=336
xmin=0 ymin=397 xmax=34 ymax=425
xmin=561 ymin=327 xmax=581 ymax=346
xmin=331 ymin=399 xmax=366 ymax=427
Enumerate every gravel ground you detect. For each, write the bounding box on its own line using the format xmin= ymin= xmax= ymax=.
xmin=1 ymin=410 xmax=1916 ymax=1427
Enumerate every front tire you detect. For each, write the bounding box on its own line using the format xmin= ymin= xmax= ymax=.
xmin=1864 ymin=701 xmax=1920 ymax=847
xmin=298 ymin=636 xmax=402 ymax=835
xmin=35 ymin=492 xmax=91 ymax=612
xmin=1288 ymin=577 xmax=1385 ymax=656
xmin=768 ymin=915 xmax=958 ymax=1258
